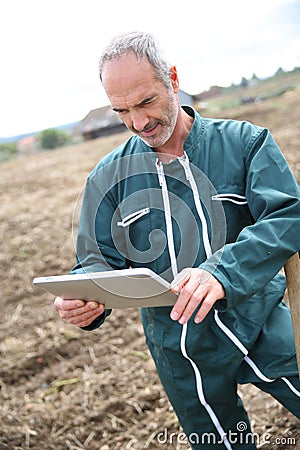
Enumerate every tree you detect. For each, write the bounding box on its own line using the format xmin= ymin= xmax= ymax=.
xmin=40 ymin=128 xmax=70 ymax=150
xmin=0 ymin=142 xmax=17 ymax=162
xmin=274 ymin=67 xmax=284 ymax=77
xmin=240 ymin=77 xmax=248 ymax=88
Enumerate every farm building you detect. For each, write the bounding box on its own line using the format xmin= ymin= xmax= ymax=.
xmin=17 ymin=135 xmax=38 ymax=156
xmin=78 ymin=105 xmax=126 ymax=140
xmin=79 ymin=89 xmax=196 ymax=141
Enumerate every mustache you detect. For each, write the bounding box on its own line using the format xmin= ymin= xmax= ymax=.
xmin=143 ymin=121 xmax=159 ymax=132
xmin=133 ymin=120 xmax=161 ymax=133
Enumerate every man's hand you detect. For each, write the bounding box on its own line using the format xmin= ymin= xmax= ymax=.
xmin=54 ymin=297 xmax=105 ymax=328
xmin=170 ymin=268 xmax=225 ymax=325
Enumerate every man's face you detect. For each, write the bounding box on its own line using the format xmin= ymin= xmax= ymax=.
xmin=101 ymin=53 xmax=179 ymax=148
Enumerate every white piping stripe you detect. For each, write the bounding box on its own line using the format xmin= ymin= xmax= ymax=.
xmin=181 ymin=323 xmax=232 ymax=450
xmin=155 ymin=158 xmax=233 ymax=450
xmin=281 ymin=377 xmax=300 ymax=397
xmin=243 ymin=356 xmax=275 ymax=383
xmin=214 ymin=310 xmax=249 ymax=355
xmin=214 ymin=311 xmax=300 ymax=397
xmin=214 ymin=311 xmax=275 ymax=382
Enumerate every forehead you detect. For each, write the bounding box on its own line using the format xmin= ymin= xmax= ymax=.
xmin=101 ymin=53 xmax=163 ymax=106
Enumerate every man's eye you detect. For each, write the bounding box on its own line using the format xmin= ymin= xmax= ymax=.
xmin=142 ymin=99 xmax=153 ymax=106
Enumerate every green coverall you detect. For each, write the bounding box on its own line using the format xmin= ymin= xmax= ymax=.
xmin=73 ymin=107 xmax=300 ymax=449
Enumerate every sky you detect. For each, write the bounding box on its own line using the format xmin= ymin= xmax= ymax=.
xmin=1 ymin=0 xmax=300 ymax=137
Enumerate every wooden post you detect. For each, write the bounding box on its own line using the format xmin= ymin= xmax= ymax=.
xmin=284 ymin=253 xmax=300 ymax=378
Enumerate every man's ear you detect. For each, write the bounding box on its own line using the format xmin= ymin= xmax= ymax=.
xmin=170 ymin=66 xmax=179 ymax=93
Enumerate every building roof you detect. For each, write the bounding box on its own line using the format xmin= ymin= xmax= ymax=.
xmin=78 ymin=105 xmax=123 ymax=134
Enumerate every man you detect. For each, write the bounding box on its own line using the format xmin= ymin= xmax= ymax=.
xmin=54 ymin=32 xmax=300 ymax=449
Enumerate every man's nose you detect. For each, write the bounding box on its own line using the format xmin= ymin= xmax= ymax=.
xmin=131 ymin=110 xmax=149 ymax=132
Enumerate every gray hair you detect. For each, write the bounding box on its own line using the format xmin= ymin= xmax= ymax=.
xmin=99 ymin=31 xmax=172 ymax=89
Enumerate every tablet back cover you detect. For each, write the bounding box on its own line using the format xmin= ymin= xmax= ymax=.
xmin=33 ymin=268 xmax=177 ymax=308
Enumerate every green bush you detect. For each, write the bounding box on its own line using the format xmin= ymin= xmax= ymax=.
xmin=40 ymin=128 xmax=71 ymax=150
xmin=0 ymin=142 xmax=17 ymax=162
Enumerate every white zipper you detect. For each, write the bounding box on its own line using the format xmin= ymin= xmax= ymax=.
xmin=117 ymin=207 xmax=150 ymax=227
xmin=212 ymin=193 xmax=247 ymax=205
xmin=178 ymin=153 xmax=212 ymax=259
xmin=155 ymin=159 xmax=178 ymax=278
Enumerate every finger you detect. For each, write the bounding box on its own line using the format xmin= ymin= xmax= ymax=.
xmin=68 ymin=305 xmax=104 ymax=326
xmin=54 ymin=297 xmax=85 ymax=311
xmin=59 ymin=301 xmax=101 ymax=320
xmin=75 ymin=315 xmax=100 ymax=327
xmin=178 ymin=285 xmax=207 ymax=325
xmin=194 ymin=292 xmax=218 ymax=324
xmin=170 ymin=277 xmax=204 ymax=322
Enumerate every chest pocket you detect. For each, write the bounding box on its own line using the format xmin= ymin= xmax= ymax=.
xmin=212 ymin=193 xmax=247 ymax=205
xmin=211 ymin=189 xmax=254 ymax=243
xmin=115 ymin=205 xmax=166 ymax=268
xmin=117 ymin=207 xmax=150 ymax=227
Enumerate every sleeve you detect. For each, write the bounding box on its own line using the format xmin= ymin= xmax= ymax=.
xmin=201 ymin=127 xmax=300 ymax=308
xmin=71 ymin=174 xmax=129 ymax=330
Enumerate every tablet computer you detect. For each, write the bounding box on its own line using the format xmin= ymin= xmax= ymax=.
xmin=33 ymin=268 xmax=177 ymax=309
